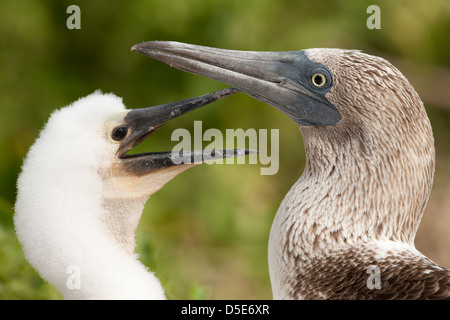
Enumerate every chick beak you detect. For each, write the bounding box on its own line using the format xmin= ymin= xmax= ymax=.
xmin=116 ymin=87 xmax=252 ymax=176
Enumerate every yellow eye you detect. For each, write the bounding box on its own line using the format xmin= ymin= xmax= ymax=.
xmin=311 ymin=73 xmax=327 ymax=87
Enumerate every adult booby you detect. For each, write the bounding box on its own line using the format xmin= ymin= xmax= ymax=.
xmin=14 ymin=88 xmax=246 ymax=299
xmin=132 ymin=41 xmax=450 ymax=299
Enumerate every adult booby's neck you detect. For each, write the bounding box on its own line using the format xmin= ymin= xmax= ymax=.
xmin=270 ymin=120 xmax=435 ymax=259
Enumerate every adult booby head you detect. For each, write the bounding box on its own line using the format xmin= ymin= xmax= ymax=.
xmin=14 ymin=88 xmax=246 ymax=299
xmin=132 ymin=41 xmax=450 ymax=299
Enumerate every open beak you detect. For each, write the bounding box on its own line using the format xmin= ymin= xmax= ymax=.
xmin=131 ymin=41 xmax=341 ymax=127
xmin=117 ymin=88 xmax=251 ymax=176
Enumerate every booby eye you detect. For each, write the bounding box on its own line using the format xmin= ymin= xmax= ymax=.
xmin=112 ymin=126 xmax=128 ymax=141
xmin=311 ymin=73 xmax=327 ymax=87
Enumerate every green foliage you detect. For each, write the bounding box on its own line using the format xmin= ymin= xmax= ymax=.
xmin=1 ymin=0 xmax=449 ymax=299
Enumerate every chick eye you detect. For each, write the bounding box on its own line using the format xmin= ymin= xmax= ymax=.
xmin=112 ymin=126 xmax=128 ymax=141
xmin=311 ymin=73 xmax=327 ymax=87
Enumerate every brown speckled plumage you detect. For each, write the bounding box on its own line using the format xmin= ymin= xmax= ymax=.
xmin=289 ymin=244 xmax=449 ymax=299
xmin=268 ymin=49 xmax=449 ymax=299
xmin=130 ymin=41 xmax=450 ymax=300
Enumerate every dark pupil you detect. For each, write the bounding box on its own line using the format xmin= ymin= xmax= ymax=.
xmin=112 ymin=126 xmax=128 ymax=141
xmin=314 ymin=75 xmax=324 ymax=86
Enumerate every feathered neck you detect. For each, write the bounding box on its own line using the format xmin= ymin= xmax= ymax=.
xmin=270 ymin=108 xmax=435 ymax=262
xmin=14 ymin=148 xmax=165 ymax=299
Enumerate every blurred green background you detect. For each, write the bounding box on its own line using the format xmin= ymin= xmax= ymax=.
xmin=1 ymin=0 xmax=449 ymax=299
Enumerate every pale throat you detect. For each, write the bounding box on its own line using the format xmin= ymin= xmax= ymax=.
xmin=276 ymin=124 xmax=432 ymax=258
xmin=98 ymin=162 xmax=196 ymax=255
xmin=101 ymin=195 xmax=147 ymax=255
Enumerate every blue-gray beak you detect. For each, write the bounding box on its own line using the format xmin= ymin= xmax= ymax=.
xmin=132 ymin=41 xmax=341 ymax=127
